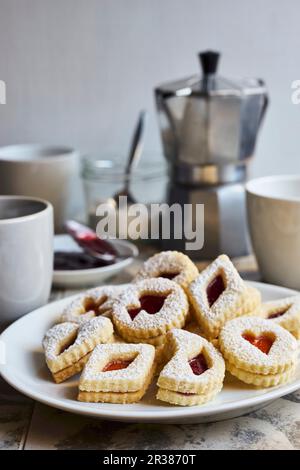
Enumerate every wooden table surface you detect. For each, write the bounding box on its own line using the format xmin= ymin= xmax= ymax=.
xmin=1 ymin=250 xmax=300 ymax=450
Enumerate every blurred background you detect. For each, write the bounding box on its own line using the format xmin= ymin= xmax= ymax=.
xmin=0 ymin=0 xmax=299 ymax=177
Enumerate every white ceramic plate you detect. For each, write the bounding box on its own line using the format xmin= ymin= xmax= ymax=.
xmin=0 ymin=281 xmax=300 ymax=424
xmin=53 ymin=235 xmax=138 ymax=288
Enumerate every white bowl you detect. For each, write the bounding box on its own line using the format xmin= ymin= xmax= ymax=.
xmin=53 ymin=235 xmax=138 ymax=288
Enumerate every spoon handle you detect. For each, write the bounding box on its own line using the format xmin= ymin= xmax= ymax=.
xmin=125 ymin=110 xmax=147 ymax=176
xmin=65 ymin=220 xmax=118 ymax=263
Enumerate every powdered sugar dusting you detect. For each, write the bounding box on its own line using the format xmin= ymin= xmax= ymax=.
xmin=188 ymin=254 xmax=246 ymax=323
xmin=43 ymin=322 xmax=77 ymax=360
xmin=61 ymin=285 xmax=123 ymax=323
xmin=261 ymin=296 xmax=300 ymax=323
xmin=80 ymin=343 xmax=155 ymax=384
xmin=43 ymin=317 xmax=113 ymax=361
xmin=159 ymin=329 xmax=225 ymax=387
xmin=134 ymin=250 xmax=198 ymax=288
xmin=112 ymin=277 xmax=188 ymax=330
xmin=219 ymin=316 xmax=298 ymax=368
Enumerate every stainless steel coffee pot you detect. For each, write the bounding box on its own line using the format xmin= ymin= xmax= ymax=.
xmin=155 ymin=51 xmax=268 ymax=258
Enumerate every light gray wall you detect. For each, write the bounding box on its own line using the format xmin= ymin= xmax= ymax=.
xmin=0 ymin=0 xmax=299 ymax=177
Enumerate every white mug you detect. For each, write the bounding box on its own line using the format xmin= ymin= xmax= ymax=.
xmin=0 ymin=196 xmax=53 ymax=324
xmin=246 ymin=175 xmax=300 ymax=290
xmin=0 ymin=144 xmax=81 ymax=232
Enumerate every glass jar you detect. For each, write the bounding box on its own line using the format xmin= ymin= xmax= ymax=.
xmin=81 ymin=155 xmax=168 ymax=235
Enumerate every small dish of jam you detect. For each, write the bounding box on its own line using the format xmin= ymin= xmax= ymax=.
xmin=53 ymin=235 xmax=138 ymax=289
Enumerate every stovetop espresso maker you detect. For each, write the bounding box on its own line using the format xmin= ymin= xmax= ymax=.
xmin=155 ymin=50 xmax=268 ymax=259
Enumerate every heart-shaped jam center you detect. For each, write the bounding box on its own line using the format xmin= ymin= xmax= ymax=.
xmin=206 ymin=275 xmax=225 ymax=307
xmin=102 ymin=359 xmax=132 ymax=372
xmin=189 ymin=353 xmax=208 ymax=375
xmin=128 ymin=295 xmax=167 ymax=320
xmin=158 ymin=272 xmax=179 ymax=280
xmin=242 ymin=333 xmax=274 ymax=354
xmin=268 ymin=308 xmax=289 ymax=319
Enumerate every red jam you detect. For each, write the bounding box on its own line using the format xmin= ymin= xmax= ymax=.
xmin=54 ymin=251 xmax=112 ymax=270
xmin=128 ymin=295 xmax=166 ymax=320
xmin=206 ymin=275 xmax=225 ymax=307
xmin=189 ymin=353 xmax=208 ymax=375
xmin=242 ymin=333 xmax=274 ymax=354
xmin=268 ymin=309 xmax=288 ymax=319
xmin=158 ymin=272 xmax=179 ymax=280
xmin=102 ymin=360 xmax=132 ymax=372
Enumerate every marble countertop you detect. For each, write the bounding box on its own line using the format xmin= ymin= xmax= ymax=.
xmin=1 ymin=253 xmax=299 ymax=450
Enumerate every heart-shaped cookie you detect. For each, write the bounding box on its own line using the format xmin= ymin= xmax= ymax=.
xmin=219 ymin=316 xmax=298 ymax=387
xmin=258 ymin=295 xmax=300 ymax=339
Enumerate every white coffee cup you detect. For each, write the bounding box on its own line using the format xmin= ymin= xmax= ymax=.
xmin=0 ymin=144 xmax=80 ymax=232
xmin=246 ymin=175 xmax=300 ymax=290
xmin=0 ymin=196 xmax=53 ymax=324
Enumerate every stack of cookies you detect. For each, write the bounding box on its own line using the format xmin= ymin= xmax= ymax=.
xmin=219 ymin=316 xmax=298 ymax=387
xmin=42 ymin=250 xmax=300 ymax=407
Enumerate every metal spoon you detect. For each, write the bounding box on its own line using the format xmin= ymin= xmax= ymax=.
xmin=113 ymin=110 xmax=147 ymax=206
xmin=65 ymin=220 xmax=133 ymax=264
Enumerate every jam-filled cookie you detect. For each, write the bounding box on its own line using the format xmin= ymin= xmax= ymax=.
xmin=258 ymin=296 xmax=300 ymax=339
xmin=187 ymin=254 xmax=261 ymax=339
xmin=156 ymin=329 xmax=225 ymax=406
xmin=43 ymin=317 xmax=114 ymax=383
xmin=219 ymin=316 xmax=298 ymax=387
xmin=111 ymin=278 xmax=189 ymax=344
xmin=60 ymin=285 xmax=123 ymax=324
xmin=78 ymin=343 xmax=155 ymax=403
xmin=134 ymin=251 xmax=198 ymax=291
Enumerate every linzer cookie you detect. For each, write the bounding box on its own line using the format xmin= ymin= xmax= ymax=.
xmin=134 ymin=251 xmax=198 ymax=291
xmin=258 ymin=296 xmax=300 ymax=339
xmin=219 ymin=316 xmax=298 ymax=387
xmin=111 ymin=278 xmax=189 ymax=343
xmin=78 ymin=343 xmax=155 ymax=403
xmin=60 ymin=285 xmax=123 ymax=324
xmin=187 ymin=254 xmax=261 ymax=339
xmin=157 ymin=329 xmax=225 ymax=406
xmin=43 ymin=317 xmax=113 ymax=383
